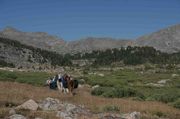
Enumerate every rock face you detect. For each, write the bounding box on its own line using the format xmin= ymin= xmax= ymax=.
xmin=0 ymin=37 xmax=54 ymax=69
xmin=135 ymin=24 xmax=180 ymax=53
xmin=16 ymin=99 xmax=38 ymax=111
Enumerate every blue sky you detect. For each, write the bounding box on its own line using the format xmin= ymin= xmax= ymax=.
xmin=0 ymin=0 xmax=180 ymax=40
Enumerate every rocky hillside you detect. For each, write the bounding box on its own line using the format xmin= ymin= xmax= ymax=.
xmin=0 ymin=27 xmax=65 ymax=52
xmin=135 ymin=24 xmax=180 ymax=53
xmin=0 ymin=37 xmax=71 ymax=69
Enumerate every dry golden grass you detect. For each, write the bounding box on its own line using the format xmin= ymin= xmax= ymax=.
xmin=0 ymin=81 xmax=179 ymax=119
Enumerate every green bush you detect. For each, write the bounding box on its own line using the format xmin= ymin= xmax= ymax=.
xmin=91 ymin=87 xmax=111 ymax=96
xmin=150 ymin=93 xmax=179 ymax=103
xmin=172 ymin=98 xmax=180 ymax=109
xmin=5 ymin=73 xmax=18 ymax=79
xmin=91 ymin=86 xmax=145 ymax=99
xmin=152 ymin=111 xmax=166 ymax=117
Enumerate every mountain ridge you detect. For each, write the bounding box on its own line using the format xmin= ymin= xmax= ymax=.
xmin=1 ymin=24 xmax=180 ymax=53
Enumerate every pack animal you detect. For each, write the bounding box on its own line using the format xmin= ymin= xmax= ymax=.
xmin=57 ymin=74 xmax=79 ymax=94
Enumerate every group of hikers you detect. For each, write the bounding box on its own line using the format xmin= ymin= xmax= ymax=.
xmin=46 ymin=73 xmax=79 ymax=94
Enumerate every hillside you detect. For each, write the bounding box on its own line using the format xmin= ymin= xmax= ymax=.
xmin=0 ymin=37 xmax=71 ymax=69
xmin=135 ymin=24 xmax=180 ymax=53
xmin=1 ymin=24 xmax=180 ymax=53
xmin=0 ymin=27 xmax=132 ymax=54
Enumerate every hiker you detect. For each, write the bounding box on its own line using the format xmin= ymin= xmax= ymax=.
xmin=46 ymin=76 xmax=57 ymax=89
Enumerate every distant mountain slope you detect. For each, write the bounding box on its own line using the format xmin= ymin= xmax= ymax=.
xmin=135 ymin=24 xmax=180 ymax=53
xmin=0 ymin=27 xmax=132 ymax=54
xmin=1 ymin=24 xmax=180 ymax=53
xmin=65 ymin=37 xmax=132 ymax=53
xmin=0 ymin=27 xmax=65 ymax=52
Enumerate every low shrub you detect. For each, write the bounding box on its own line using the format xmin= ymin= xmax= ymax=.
xmin=103 ymin=105 xmax=120 ymax=112
xmin=91 ymin=86 xmax=145 ymax=99
xmin=152 ymin=111 xmax=166 ymax=118
xmin=172 ymin=98 xmax=180 ymax=109
xmin=149 ymin=93 xmax=179 ymax=103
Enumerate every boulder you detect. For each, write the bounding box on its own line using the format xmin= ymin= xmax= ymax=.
xmin=8 ymin=114 xmax=26 ymax=119
xmin=98 ymin=73 xmax=104 ymax=77
xmin=16 ymin=99 xmax=38 ymax=111
xmin=145 ymin=83 xmax=164 ymax=87
xmin=92 ymin=85 xmax=100 ymax=90
xmin=99 ymin=112 xmax=140 ymax=119
xmin=123 ymin=112 xmax=141 ymax=119
xmin=56 ymin=103 xmax=91 ymax=119
xmin=157 ymin=79 xmax=170 ymax=84
xmin=38 ymin=97 xmax=63 ymax=111
xmin=56 ymin=111 xmax=74 ymax=119
xmin=172 ymin=74 xmax=179 ymax=77
xmin=9 ymin=108 xmax=16 ymax=115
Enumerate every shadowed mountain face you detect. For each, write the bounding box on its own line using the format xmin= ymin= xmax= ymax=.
xmin=135 ymin=24 xmax=180 ymax=53
xmin=0 ymin=24 xmax=180 ymax=53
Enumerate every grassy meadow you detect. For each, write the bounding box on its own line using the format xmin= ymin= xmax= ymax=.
xmin=0 ymin=65 xmax=180 ymax=118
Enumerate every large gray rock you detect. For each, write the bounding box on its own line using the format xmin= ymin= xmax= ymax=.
xmin=8 ymin=114 xmax=26 ymax=119
xmin=99 ymin=112 xmax=140 ymax=119
xmin=157 ymin=79 xmax=170 ymax=84
xmin=16 ymin=99 xmax=38 ymax=111
xmin=56 ymin=111 xmax=74 ymax=119
xmin=92 ymin=85 xmax=100 ymax=90
xmin=38 ymin=97 xmax=63 ymax=111
xmin=56 ymin=103 xmax=91 ymax=119
xmin=122 ymin=112 xmax=141 ymax=119
xmin=9 ymin=108 xmax=16 ymax=115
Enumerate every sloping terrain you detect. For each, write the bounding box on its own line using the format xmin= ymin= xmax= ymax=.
xmin=135 ymin=24 xmax=180 ymax=53
xmin=0 ymin=27 xmax=132 ymax=54
xmin=0 ymin=27 xmax=65 ymax=52
xmin=0 ymin=81 xmax=179 ymax=119
xmin=1 ymin=24 xmax=180 ymax=54
xmin=0 ymin=37 xmax=71 ymax=69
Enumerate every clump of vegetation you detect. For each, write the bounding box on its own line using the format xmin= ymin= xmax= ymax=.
xmin=0 ymin=59 xmax=15 ymax=68
xmin=152 ymin=111 xmax=166 ymax=118
xmin=172 ymin=98 xmax=180 ymax=109
xmin=149 ymin=93 xmax=179 ymax=103
xmin=0 ymin=70 xmax=52 ymax=86
xmin=103 ymin=105 xmax=120 ymax=112
xmin=91 ymin=86 xmax=145 ymax=99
